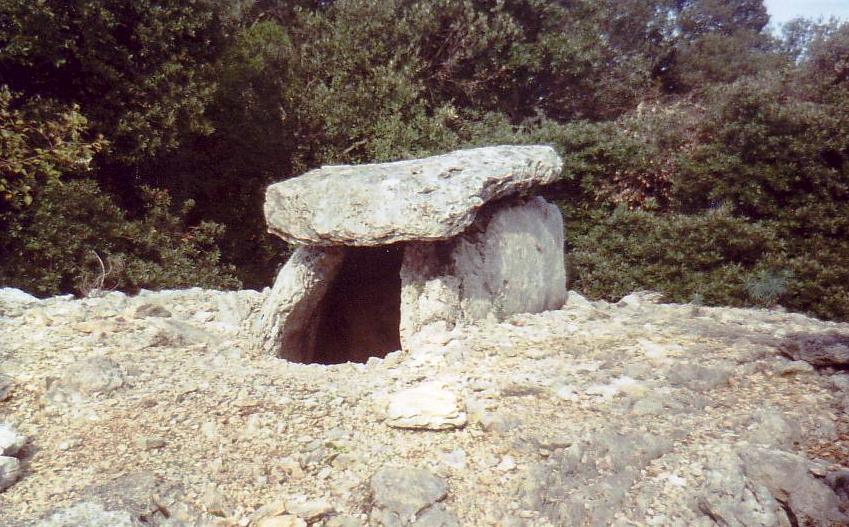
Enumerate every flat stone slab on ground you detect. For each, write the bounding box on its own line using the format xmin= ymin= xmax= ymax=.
xmin=370 ymin=467 xmax=448 ymax=520
xmin=781 ymin=333 xmax=849 ymax=367
xmin=385 ymin=383 xmax=466 ymax=430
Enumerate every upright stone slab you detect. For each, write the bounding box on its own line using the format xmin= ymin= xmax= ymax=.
xmin=253 ymin=247 xmax=345 ymax=362
xmin=255 ymin=146 xmax=566 ymax=362
xmin=399 ymin=197 xmax=566 ymax=349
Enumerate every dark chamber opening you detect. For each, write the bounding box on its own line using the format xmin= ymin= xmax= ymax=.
xmin=311 ymin=245 xmax=403 ymax=364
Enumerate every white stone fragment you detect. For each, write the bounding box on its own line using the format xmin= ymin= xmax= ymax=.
xmin=385 ymin=383 xmax=466 ymax=430
xmin=0 ymin=455 xmax=21 ymax=491
xmin=497 ymin=456 xmax=517 ymax=472
xmin=0 ymin=423 xmax=26 ymax=457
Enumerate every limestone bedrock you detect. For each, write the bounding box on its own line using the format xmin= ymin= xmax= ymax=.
xmin=263 ymin=145 xmax=563 ymax=246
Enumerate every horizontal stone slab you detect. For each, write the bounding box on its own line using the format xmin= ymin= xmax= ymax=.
xmin=264 ymin=145 xmax=562 ymax=245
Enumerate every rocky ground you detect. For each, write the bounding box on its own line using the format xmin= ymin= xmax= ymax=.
xmin=1 ymin=287 xmax=848 ymax=526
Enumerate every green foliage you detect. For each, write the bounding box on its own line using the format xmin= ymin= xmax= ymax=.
xmin=568 ymin=206 xmax=780 ymax=307
xmin=664 ymin=29 xmax=784 ymax=91
xmin=671 ymin=74 xmax=849 ymax=222
xmin=744 ymin=269 xmax=793 ymax=307
xmin=0 ymin=82 xmax=237 ymax=296
xmin=1 ymin=0 xmax=849 ymax=323
xmin=677 ymin=0 xmax=770 ymax=36
xmin=637 ymin=0 xmax=783 ymax=93
xmin=0 ymin=179 xmax=240 ymax=296
xmin=0 ymin=87 xmax=106 ymax=209
xmin=802 ymin=20 xmax=849 ymax=86
xmin=763 ymin=236 xmax=849 ymax=320
xmin=555 ymin=59 xmax=849 ymax=320
xmin=0 ymin=0 xmax=226 ymax=163
xmin=400 ymin=0 xmax=649 ymax=122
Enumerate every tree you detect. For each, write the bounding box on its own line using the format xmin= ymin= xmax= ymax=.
xmin=803 ymin=20 xmax=849 ymax=86
xmin=0 ymin=86 xmax=106 ymax=211
xmin=652 ymin=0 xmax=781 ymax=92
xmin=0 ymin=0 xmax=227 ymax=165
xmin=676 ymin=0 xmax=769 ymax=36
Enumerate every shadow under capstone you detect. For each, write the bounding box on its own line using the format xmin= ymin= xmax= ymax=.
xmin=310 ymin=245 xmax=403 ymax=364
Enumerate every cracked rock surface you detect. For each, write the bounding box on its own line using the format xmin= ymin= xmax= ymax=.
xmin=263 ymin=145 xmax=562 ymax=246
xmin=0 ymin=287 xmax=848 ymax=526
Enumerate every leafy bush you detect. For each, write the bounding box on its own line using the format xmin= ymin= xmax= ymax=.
xmin=554 ymin=66 xmax=849 ymax=320
xmin=567 ymin=206 xmax=780 ymax=307
xmin=765 ymin=238 xmax=849 ymax=321
xmin=670 ymin=74 xmax=849 ymax=221
xmin=0 ymin=179 xmax=240 ymax=296
xmin=0 ymin=0 xmax=226 ymax=164
xmin=0 ymin=86 xmax=106 ymax=210
xmin=744 ymin=269 xmax=793 ymax=307
xmin=0 ymin=85 xmax=237 ymax=296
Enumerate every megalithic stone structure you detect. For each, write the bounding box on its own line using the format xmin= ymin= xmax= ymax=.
xmin=253 ymin=145 xmax=568 ymax=363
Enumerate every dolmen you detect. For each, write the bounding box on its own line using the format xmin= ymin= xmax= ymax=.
xmin=253 ymin=145 xmax=567 ymax=363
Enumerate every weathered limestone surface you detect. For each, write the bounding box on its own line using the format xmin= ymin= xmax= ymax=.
xmin=264 ymin=145 xmax=562 ymax=246
xmin=257 ymin=197 xmax=566 ymax=360
xmin=1 ymin=287 xmax=849 ymax=526
xmin=385 ymin=383 xmax=467 ymax=430
xmin=369 ymin=467 xmax=453 ymax=526
xmin=453 ymin=196 xmax=566 ymax=321
xmin=256 ymin=146 xmax=566 ymax=360
xmin=780 ymin=333 xmax=849 ymax=367
xmin=35 ymin=502 xmax=135 ymax=527
xmin=253 ymin=247 xmax=345 ymax=361
xmin=400 ymin=197 xmax=566 ymax=349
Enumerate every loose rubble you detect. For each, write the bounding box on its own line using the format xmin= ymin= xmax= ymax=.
xmin=1 ymin=286 xmax=848 ymax=526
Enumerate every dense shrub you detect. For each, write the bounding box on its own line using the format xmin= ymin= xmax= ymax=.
xmin=568 ymin=206 xmax=781 ymax=307
xmin=0 ymin=179 xmax=240 ymax=296
xmin=0 ymin=0 xmax=226 ymax=164
xmin=0 ymin=87 xmax=106 ymax=210
xmin=555 ymin=66 xmax=849 ymax=320
xmin=766 ymin=239 xmax=849 ymax=321
xmin=671 ymin=74 xmax=849 ymax=220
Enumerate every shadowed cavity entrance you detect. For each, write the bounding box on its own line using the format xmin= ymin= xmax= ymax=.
xmin=309 ymin=245 xmax=403 ymax=364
